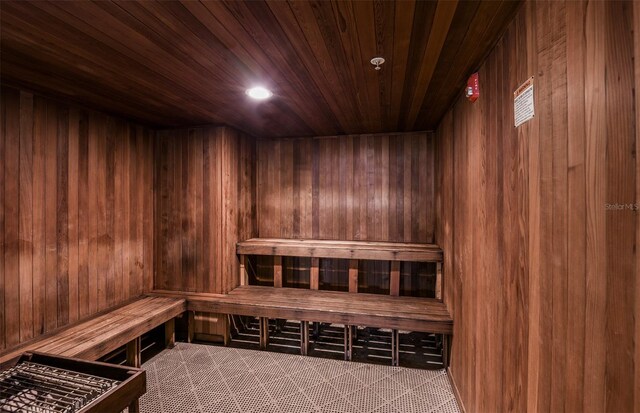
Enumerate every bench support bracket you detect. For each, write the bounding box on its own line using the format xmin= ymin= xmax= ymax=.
xmin=443 ymin=334 xmax=450 ymax=368
xmin=126 ymin=336 xmax=141 ymax=368
xmin=259 ymin=317 xmax=269 ymax=350
xmin=165 ymin=318 xmax=175 ymax=349
xmin=391 ymin=329 xmax=400 ymax=367
xmin=344 ymin=325 xmax=353 ymax=361
xmin=300 ymin=321 xmax=309 ymax=356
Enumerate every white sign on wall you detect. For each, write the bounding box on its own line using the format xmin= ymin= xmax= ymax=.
xmin=514 ymin=77 xmax=534 ymax=127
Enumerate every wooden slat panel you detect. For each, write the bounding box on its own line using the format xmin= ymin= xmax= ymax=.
xmin=153 ymin=126 xmax=257 ymax=295
xmin=0 ymin=87 xmax=6 ymax=350
xmin=67 ymin=109 xmax=79 ymax=324
xmin=4 ymin=88 xmax=20 ymax=347
xmin=273 ymin=256 xmax=282 ymax=288
xmin=256 ymin=132 xmax=435 ymax=244
xmin=634 ymin=1 xmax=640 ymax=410
xmin=18 ymin=91 xmax=33 ymax=342
xmin=310 ymin=258 xmax=319 ymax=290
xmin=0 ymin=86 xmax=154 ymax=351
xmin=434 ymin=1 xmax=639 ymax=411
xmin=348 ymin=259 xmax=358 ymax=293
xmin=390 ymin=261 xmax=400 ymax=297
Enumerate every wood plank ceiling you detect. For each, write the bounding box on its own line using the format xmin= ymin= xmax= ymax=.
xmin=0 ymin=1 xmax=521 ymax=138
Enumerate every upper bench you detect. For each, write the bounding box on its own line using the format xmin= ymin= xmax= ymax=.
xmin=236 ymin=238 xmax=443 ymax=262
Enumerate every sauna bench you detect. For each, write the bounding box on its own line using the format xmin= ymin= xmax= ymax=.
xmin=236 ymin=238 xmax=443 ymax=262
xmin=0 ymin=296 xmax=186 ymax=367
xmin=237 ymin=237 xmax=445 ymax=299
xmin=151 ymin=286 xmax=452 ymax=334
xmin=150 ymin=286 xmax=453 ymax=366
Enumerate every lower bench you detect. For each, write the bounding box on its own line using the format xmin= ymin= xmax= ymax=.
xmin=0 ymin=295 xmax=186 ymax=411
xmin=151 ymin=286 xmax=453 ymax=367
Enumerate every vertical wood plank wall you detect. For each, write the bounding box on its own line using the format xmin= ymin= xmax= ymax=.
xmin=154 ymin=126 xmax=256 ymax=294
xmin=435 ymin=1 xmax=639 ymax=411
xmin=256 ymin=132 xmax=435 ymax=243
xmin=154 ymin=126 xmax=256 ymax=338
xmin=0 ymin=86 xmax=154 ymax=351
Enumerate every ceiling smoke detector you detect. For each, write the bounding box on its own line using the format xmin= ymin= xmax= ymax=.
xmin=370 ymin=57 xmax=385 ymax=71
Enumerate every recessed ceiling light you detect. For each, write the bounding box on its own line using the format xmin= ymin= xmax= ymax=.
xmin=246 ymin=86 xmax=273 ymax=100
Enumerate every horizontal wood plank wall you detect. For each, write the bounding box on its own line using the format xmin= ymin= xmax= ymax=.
xmin=256 ymin=132 xmax=435 ymax=243
xmin=435 ymin=1 xmax=639 ymax=411
xmin=0 ymin=86 xmax=154 ymax=351
xmin=154 ymin=125 xmax=256 ymax=294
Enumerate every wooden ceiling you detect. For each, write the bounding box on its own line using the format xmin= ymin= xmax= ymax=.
xmin=0 ymin=1 xmax=520 ymax=138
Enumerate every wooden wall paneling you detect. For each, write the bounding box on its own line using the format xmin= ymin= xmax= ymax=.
xmin=604 ymin=2 xmax=635 ymax=410
xmin=513 ymin=9 xmax=530 ymax=413
xmin=221 ymin=129 xmax=230 ymax=293
xmin=273 ymin=256 xmax=282 ymax=289
xmin=564 ymin=2 xmax=587 ymax=411
xmin=143 ymin=128 xmax=154 ymax=293
xmin=153 ymin=133 xmax=164 ymax=291
xmin=281 ymin=140 xmax=293 ymax=239
xmin=348 ymin=260 xmax=358 ymax=293
xmin=199 ymin=131 xmax=210 ymax=293
xmin=451 ymin=94 xmax=469 ymax=408
xmin=105 ymin=115 xmax=116 ymax=310
xmin=5 ymin=88 xmax=20 ymax=346
xmin=18 ymin=91 xmax=33 ymax=342
xmin=67 ymin=109 xmax=79 ymax=324
xmin=154 ymin=125 xmax=257 ymax=296
xmin=172 ymin=131 xmax=182 ymax=292
xmin=210 ymin=128 xmax=221 ymax=293
xmin=209 ymin=129 xmax=224 ymax=293
xmin=56 ymin=102 xmax=70 ymax=327
xmin=435 ymin=1 xmax=638 ymax=411
xmin=582 ymin=1 xmax=607 ymax=412
xmin=525 ymin=1 xmax=545 ymax=410
xmin=134 ymin=126 xmax=145 ymax=297
xmin=256 ymin=132 xmax=435 ymax=244
xmin=44 ymin=99 xmax=58 ymax=331
xmin=76 ymin=111 xmax=89 ymax=320
xmin=86 ymin=112 xmax=98 ymax=316
xmin=634 ymin=1 xmax=640 ymax=409
xmin=549 ymin=4 xmax=569 ymax=412
xmin=0 ymin=88 xmax=6 ymax=349
xmin=128 ymin=124 xmax=137 ymax=299
xmin=194 ymin=129 xmax=204 ymax=294
xmin=632 ymin=4 xmax=640 ymax=413
xmin=113 ymin=118 xmax=124 ymax=307
xmin=225 ymin=128 xmax=240 ymax=293
xmin=0 ymin=86 xmax=154 ymax=351
xmin=403 ymin=135 xmax=412 ymax=242
xmin=32 ymin=97 xmax=46 ymax=334
xmin=182 ymin=129 xmax=194 ymax=292
xmin=310 ymin=258 xmax=319 ymax=291
xmin=389 ymin=261 xmax=400 ymax=297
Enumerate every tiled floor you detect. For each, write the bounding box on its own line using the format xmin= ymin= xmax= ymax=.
xmin=140 ymin=342 xmax=460 ymax=413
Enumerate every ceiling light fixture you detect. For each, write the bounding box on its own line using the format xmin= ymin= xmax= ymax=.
xmin=246 ymin=86 xmax=273 ymax=100
xmin=370 ymin=57 xmax=385 ymax=71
